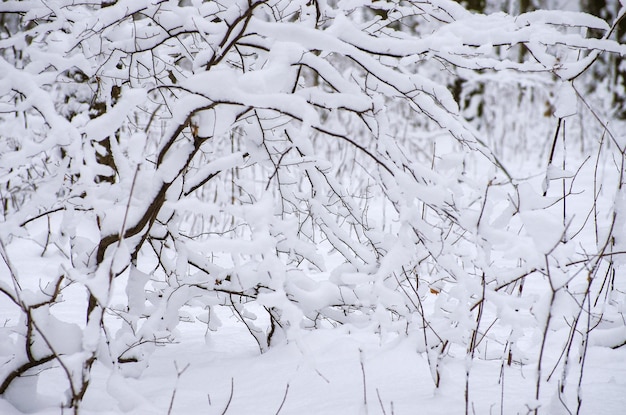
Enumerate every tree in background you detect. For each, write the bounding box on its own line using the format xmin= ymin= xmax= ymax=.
xmin=579 ymin=0 xmax=626 ymax=117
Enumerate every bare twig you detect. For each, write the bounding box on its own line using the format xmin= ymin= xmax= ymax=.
xmin=167 ymin=362 xmax=190 ymax=415
xmin=274 ymin=383 xmax=290 ymax=415
xmin=376 ymin=388 xmax=388 ymax=415
xmin=359 ymin=348 xmax=368 ymax=410
xmin=220 ymin=378 xmax=235 ymax=415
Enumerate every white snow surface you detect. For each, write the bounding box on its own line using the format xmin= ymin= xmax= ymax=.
xmin=1 ymin=307 xmax=625 ymax=415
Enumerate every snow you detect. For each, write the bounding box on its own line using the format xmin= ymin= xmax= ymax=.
xmin=554 ymin=82 xmax=578 ymax=119
xmin=1 ymin=318 xmax=618 ymax=415
xmin=2 ymin=0 xmax=626 ymax=414
xmin=517 ymin=10 xmax=610 ymax=30
xmin=520 ymin=210 xmax=564 ymax=254
xmin=84 ymin=89 xmax=147 ymax=143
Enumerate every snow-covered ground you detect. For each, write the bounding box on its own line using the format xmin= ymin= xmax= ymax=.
xmin=1 ymin=297 xmax=625 ymax=414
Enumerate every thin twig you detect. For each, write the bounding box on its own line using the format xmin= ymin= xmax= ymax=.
xmin=118 ymin=165 xmax=141 ymax=249
xmin=359 ymin=348 xmax=368 ymax=410
xmin=220 ymin=377 xmax=235 ymax=415
xmin=274 ymin=383 xmax=290 ymax=415
xmin=167 ymin=362 xmax=190 ymax=415
xmin=376 ymin=388 xmax=388 ymax=415
xmin=543 ymin=117 xmax=562 ymax=196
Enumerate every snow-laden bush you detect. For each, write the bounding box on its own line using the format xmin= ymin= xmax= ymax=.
xmin=1 ymin=0 xmax=625 ymax=413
